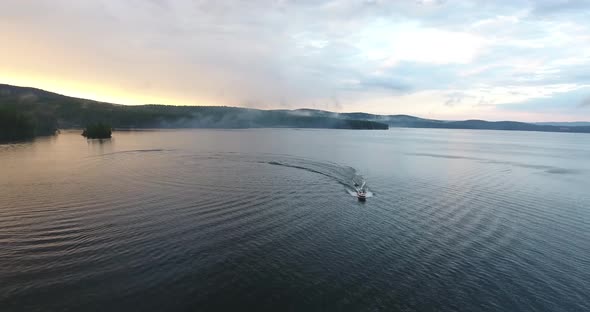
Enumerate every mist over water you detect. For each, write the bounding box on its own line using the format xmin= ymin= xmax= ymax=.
xmin=1 ymin=129 xmax=589 ymax=311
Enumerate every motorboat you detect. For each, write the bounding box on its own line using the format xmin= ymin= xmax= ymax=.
xmin=357 ymin=190 xmax=367 ymax=201
xmin=357 ymin=180 xmax=367 ymax=201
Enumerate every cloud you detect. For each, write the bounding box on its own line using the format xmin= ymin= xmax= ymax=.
xmin=0 ymin=0 xmax=590 ymax=121
xmin=532 ymin=0 xmax=590 ymax=16
xmin=580 ymin=96 xmax=590 ymax=108
xmin=444 ymin=93 xmax=463 ymax=107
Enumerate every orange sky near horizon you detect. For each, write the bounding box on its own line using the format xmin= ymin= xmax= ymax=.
xmin=1 ymin=74 xmax=191 ymax=106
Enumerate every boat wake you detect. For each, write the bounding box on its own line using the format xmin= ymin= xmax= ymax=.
xmin=347 ymin=188 xmax=374 ymax=198
xmin=95 ymin=150 xmax=373 ymax=199
xmin=254 ymin=155 xmax=373 ymax=198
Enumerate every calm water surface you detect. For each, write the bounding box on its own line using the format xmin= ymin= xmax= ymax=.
xmin=1 ymin=129 xmax=589 ymax=311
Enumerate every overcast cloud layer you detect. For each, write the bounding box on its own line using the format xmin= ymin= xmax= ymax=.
xmin=1 ymin=0 xmax=590 ymax=121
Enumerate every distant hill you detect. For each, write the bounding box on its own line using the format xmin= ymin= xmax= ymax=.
xmin=1 ymin=83 xmax=590 ymax=141
xmin=535 ymin=122 xmax=590 ymax=127
xmin=291 ymin=109 xmax=590 ymax=133
xmin=0 ymin=84 xmax=387 ymax=140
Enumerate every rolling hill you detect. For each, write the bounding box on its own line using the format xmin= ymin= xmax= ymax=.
xmin=1 ymin=83 xmax=590 ymax=141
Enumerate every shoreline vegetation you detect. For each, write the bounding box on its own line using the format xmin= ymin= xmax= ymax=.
xmin=2 ymin=83 xmax=590 ymax=141
xmin=0 ymin=106 xmax=57 ymax=142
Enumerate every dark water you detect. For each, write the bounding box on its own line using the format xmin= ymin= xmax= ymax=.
xmin=1 ymin=129 xmax=589 ymax=311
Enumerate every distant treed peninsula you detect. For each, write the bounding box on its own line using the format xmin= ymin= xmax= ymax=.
xmin=1 ymin=83 xmax=590 ymax=141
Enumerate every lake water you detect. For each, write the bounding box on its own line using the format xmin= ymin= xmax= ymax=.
xmin=1 ymin=129 xmax=589 ymax=311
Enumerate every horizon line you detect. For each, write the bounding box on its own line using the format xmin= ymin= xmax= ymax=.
xmin=2 ymin=82 xmax=589 ymax=124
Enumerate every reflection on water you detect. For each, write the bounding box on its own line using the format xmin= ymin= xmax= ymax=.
xmin=1 ymin=129 xmax=589 ymax=311
xmin=87 ymin=137 xmax=113 ymax=155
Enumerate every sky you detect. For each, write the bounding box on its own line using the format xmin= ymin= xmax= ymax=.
xmin=1 ymin=0 xmax=590 ymax=121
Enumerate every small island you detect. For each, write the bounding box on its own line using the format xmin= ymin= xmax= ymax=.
xmin=82 ymin=122 xmax=112 ymax=139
